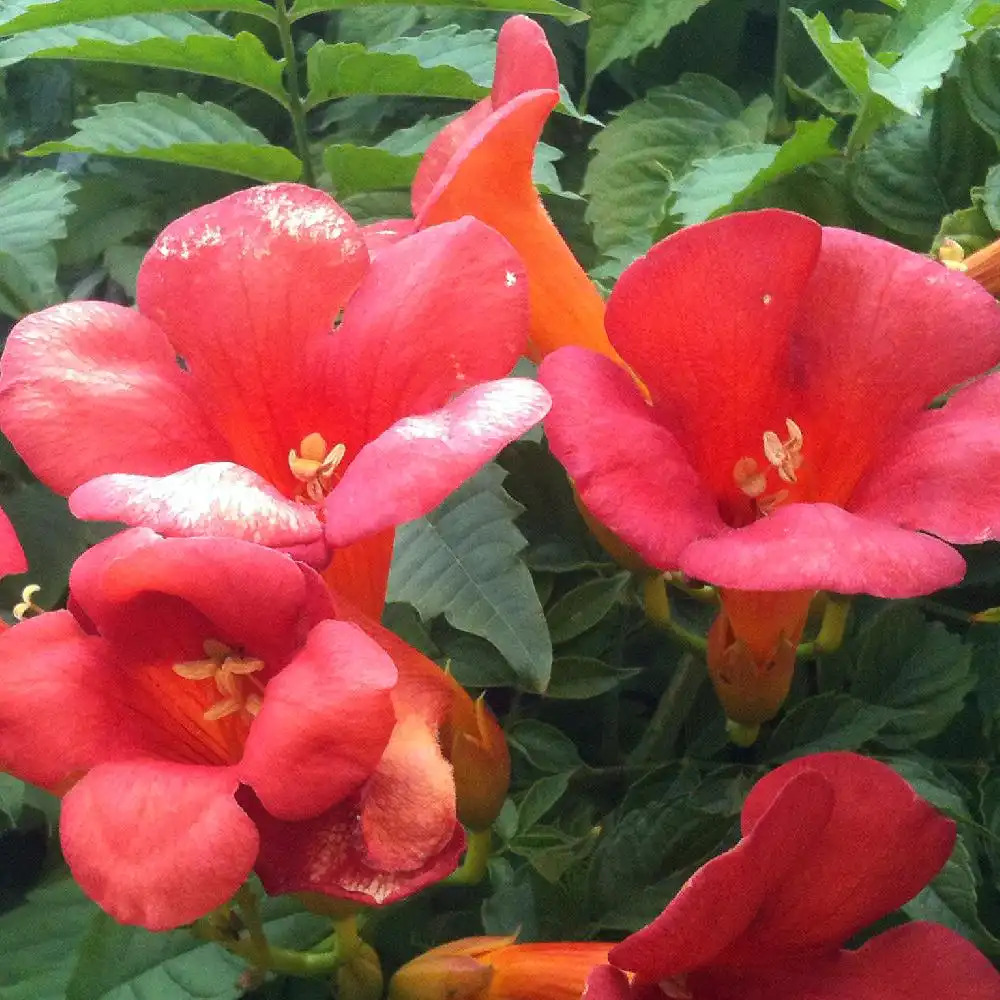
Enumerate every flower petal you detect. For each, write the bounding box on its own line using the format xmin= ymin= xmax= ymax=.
xmin=360 ymin=715 xmax=457 ymax=872
xmin=491 ymin=16 xmax=559 ymax=106
xmin=609 ymin=768 xmax=834 ymax=982
xmin=0 ymin=611 xmax=148 ymax=789
xmin=324 ymin=378 xmax=551 ymax=548
xmin=61 ymin=759 xmax=257 ymax=930
xmin=583 ymin=966 xmax=633 ymax=1000
xmin=0 ymin=509 xmax=26 ymax=578
xmin=604 ymin=210 xmax=822 ymax=501
xmin=793 ymin=227 xmax=1000 ymax=501
xmin=539 ymin=347 xmax=724 ymax=569
xmin=137 ymin=183 xmax=369 ymax=488
xmin=733 ymin=752 xmax=955 ymax=955
xmin=322 ymin=529 xmax=396 ymax=620
xmin=239 ymin=620 xmax=397 ymax=821
xmin=246 ymin=789 xmax=466 ymax=905
xmin=415 ymin=93 xmax=614 ymax=361
xmin=850 ymin=373 xmax=1000 ymax=544
xmin=69 ymin=462 xmax=325 ymax=561
xmin=327 ymin=218 xmax=530 ymax=449
xmin=359 ymin=217 xmax=417 ymax=255
xmin=679 ymin=502 xmax=967 ymax=597
xmin=0 ymin=301 xmax=224 ymax=495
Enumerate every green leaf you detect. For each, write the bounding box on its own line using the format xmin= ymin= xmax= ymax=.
xmin=0 ymin=0 xmax=275 ymax=35
xmin=66 ymin=893 xmax=329 ymax=1000
xmin=0 ymin=169 xmax=78 ymax=315
xmin=516 ymin=773 xmax=571 ymax=833
xmin=546 ymin=656 xmax=642 ymax=700
xmin=583 ymin=75 xmax=760 ymax=258
xmin=766 ymin=693 xmax=904 ymax=759
xmin=584 ymin=0 xmax=712 ymax=84
xmin=546 ymin=573 xmax=630 ymax=645
xmin=0 ymin=773 xmax=26 ymax=829
xmin=850 ymin=115 xmax=947 ymax=238
xmin=289 ymin=0 xmax=587 ymax=25
xmin=668 ymin=117 xmax=837 ymax=226
xmin=388 ymin=465 xmax=552 ymax=692
xmin=961 ymin=28 xmax=1000 ymax=142
xmin=903 ymin=835 xmax=1000 ymax=961
xmin=846 ymin=605 xmax=975 ymax=748
xmin=0 ymin=20 xmax=288 ymax=105
xmin=304 ymin=28 xmax=495 ymax=109
xmin=434 ymin=630 xmax=519 ymax=688
xmin=506 ymin=720 xmax=583 ymax=773
xmin=27 ymin=93 xmax=302 ymax=182
xmin=324 ymin=144 xmax=421 ymax=199
xmin=0 ymin=875 xmax=97 ymax=1000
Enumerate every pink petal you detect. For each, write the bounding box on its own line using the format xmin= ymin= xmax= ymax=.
xmin=679 ymin=502 xmax=967 ymax=597
xmin=604 ymin=210 xmax=823 ymax=502
xmin=239 ymin=620 xmax=397 ymax=821
xmin=0 ymin=301 xmax=225 ymax=495
xmin=247 ymin=789 xmax=466 ymax=905
xmin=326 ymin=218 xmax=530 ymax=448
xmin=582 ymin=966 xmax=632 ymax=1000
xmin=731 ymin=752 xmax=956 ymax=956
xmin=360 ymin=217 xmax=417 ymax=255
xmin=850 ymin=373 xmax=1000 ymax=544
xmin=609 ymin=769 xmax=835 ymax=982
xmin=0 ymin=509 xmax=26 ymax=578
xmin=0 ymin=611 xmax=149 ymax=789
xmin=69 ymin=462 xmax=325 ymax=563
xmin=137 ymin=183 xmax=369 ymax=487
xmin=360 ymin=716 xmax=457 ymax=872
xmin=793 ymin=227 xmax=1000 ymax=502
xmin=539 ymin=347 xmax=723 ymax=569
xmin=61 ymin=759 xmax=257 ymax=930
xmin=323 ymin=378 xmax=550 ymax=548
xmin=491 ymin=16 xmax=559 ymax=107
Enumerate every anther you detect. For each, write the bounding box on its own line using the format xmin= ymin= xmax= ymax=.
xmin=288 ymin=433 xmax=347 ymax=502
xmin=12 ymin=584 xmax=44 ymax=621
xmin=173 ymin=639 xmax=266 ymax=721
xmin=733 ymin=457 xmax=767 ymax=498
xmin=762 ymin=418 xmax=804 ymax=484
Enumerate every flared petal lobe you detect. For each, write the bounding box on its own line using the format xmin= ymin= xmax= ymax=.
xmin=0 ymin=509 xmax=26 ymax=577
xmin=61 ymin=759 xmax=257 ymax=930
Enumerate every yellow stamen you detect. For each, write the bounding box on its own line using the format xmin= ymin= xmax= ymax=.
xmin=733 ymin=457 xmax=767 ymax=498
xmin=173 ymin=639 xmax=266 ymax=721
xmin=936 ymin=238 xmax=968 ymax=272
xmin=288 ymin=433 xmax=347 ymax=503
xmin=12 ymin=584 xmax=44 ymax=621
xmin=762 ymin=417 xmax=804 ymax=484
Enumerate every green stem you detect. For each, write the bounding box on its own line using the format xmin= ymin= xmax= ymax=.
xmin=643 ymin=575 xmax=708 ymax=654
xmin=445 ymin=828 xmax=493 ymax=885
xmin=627 ymin=653 xmax=704 ymax=765
xmin=796 ymin=595 xmax=851 ymax=659
xmin=274 ymin=0 xmax=316 ymax=186
xmin=769 ymin=0 xmax=790 ymax=137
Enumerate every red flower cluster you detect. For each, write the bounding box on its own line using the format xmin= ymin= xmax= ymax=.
xmin=585 ymin=753 xmax=1000 ymax=1000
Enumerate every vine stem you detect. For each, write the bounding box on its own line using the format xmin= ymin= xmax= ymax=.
xmin=274 ymin=0 xmax=316 ymax=186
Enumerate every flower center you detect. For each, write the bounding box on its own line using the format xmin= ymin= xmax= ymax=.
xmin=733 ymin=417 xmax=804 ymax=517
xmin=172 ymin=639 xmax=266 ymax=721
xmin=288 ymin=431 xmax=346 ymax=503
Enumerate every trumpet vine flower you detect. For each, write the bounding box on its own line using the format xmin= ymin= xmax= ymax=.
xmin=0 ymin=529 xmax=490 ymax=929
xmin=0 ymin=183 xmax=550 ymax=617
xmin=584 ymin=752 xmax=1000 ymax=1000
xmin=540 ymin=209 xmax=1000 ymax=723
xmin=365 ymin=16 xmax=616 ymax=363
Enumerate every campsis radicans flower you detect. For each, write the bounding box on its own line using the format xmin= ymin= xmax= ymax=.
xmin=583 ymin=752 xmax=1000 ymax=1000
xmin=364 ymin=16 xmax=617 ymax=363
xmin=0 ymin=183 xmax=550 ymax=618
xmin=389 ymin=935 xmax=612 ymax=1000
xmin=539 ymin=209 xmax=1000 ymax=724
xmin=0 ymin=529 xmax=508 ymax=929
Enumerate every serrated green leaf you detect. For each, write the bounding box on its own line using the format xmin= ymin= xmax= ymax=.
xmin=903 ymin=835 xmax=1000 ymax=960
xmin=847 ymin=605 xmax=975 ymax=748
xmin=766 ymin=692 xmax=904 ymax=759
xmin=885 ymin=756 xmax=974 ymax=823
xmin=668 ymin=117 xmax=837 ymax=226
xmin=305 ymin=28 xmax=494 ymax=109
xmin=0 ymin=169 xmax=78 ymax=315
xmin=960 ymin=28 xmax=1000 ymax=142
xmin=324 ymin=144 xmax=422 ymax=199
xmin=0 ymin=875 xmax=97 ymax=1000
xmin=546 ymin=574 xmax=630 ymax=645
xmin=584 ymin=0 xmax=712 ymax=84
xmin=0 ymin=0 xmax=275 ymax=35
xmin=0 ymin=20 xmax=288 ymax=105
xmin=583 ymin=74 xmax=755 ymax=257
xmin=506 ymin=720 xmax=583 ymax=773
xmin=517 ymin=773 xmax=571 ymax=833
xmin=26 ymin=93 xmax=302 ymax=182
xmin=980 ymin=163 xmax=1000 ymax=229
xmin=289 ymin=0 xmax=587 ymax=25
xmin=388 ymin=465 xmax=552 ymax=692
xmin=850 ymin=115 xmax=947 ymax=237
xmin=66 ymin=893 xmax=329 ymax=1000
xmin=546 ymin=656 xmax=642 ymax=699
xmin=434 ymin=630 xmax=519 ymax=688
